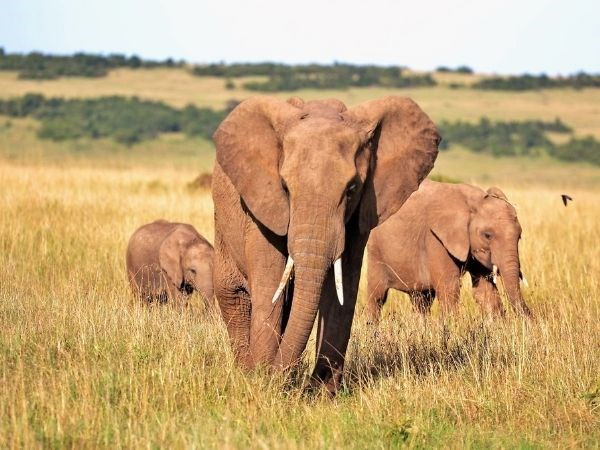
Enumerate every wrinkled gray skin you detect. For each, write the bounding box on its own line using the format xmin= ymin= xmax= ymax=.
xmin=366 ymin=180 xmax=532 ymax=323
xmin=126 ymin=220 xmax=214 ymax=306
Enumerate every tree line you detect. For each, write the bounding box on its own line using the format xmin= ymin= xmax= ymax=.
xmin=1 ymin=93 xmax=598 ymax=165
xmin=2 ymin=49 xmax=599 ymax=91
xmin=0 ymin=48 xmax=184 ymax=79
xmin=473 ymin=73 xmax=600 ymax=90
xmin=0 ymin=94 xmax=228 ymax=145
xmin=438 ymin=118 xmax=600 ymax=166
xmin=195 ymin=63 xmax=436 ymax=90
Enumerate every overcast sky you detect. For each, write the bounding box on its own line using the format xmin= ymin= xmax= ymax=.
xmin=1 ymin=0 xmax=599 ymax=75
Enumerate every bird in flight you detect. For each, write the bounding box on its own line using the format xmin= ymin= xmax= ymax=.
xmin=561 ymin=194 xmax=573 ymax=206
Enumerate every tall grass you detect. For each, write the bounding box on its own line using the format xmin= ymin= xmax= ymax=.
xmin=1 ymin=160 xmax=598 ymax=448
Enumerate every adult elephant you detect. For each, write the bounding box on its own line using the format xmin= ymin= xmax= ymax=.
xmin=212 ymin=95 xmax=440 ymax=393
xmin=366 ymin=180 xmax=532 ymax=324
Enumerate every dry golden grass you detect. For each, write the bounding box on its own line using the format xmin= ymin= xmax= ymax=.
xmin=1 ymin=154 xmax=599 ymax=448
xmin=1 ymin=68 xmax=600 ymax=138
xmin=1 ymin=69 xmax=599 ymax=447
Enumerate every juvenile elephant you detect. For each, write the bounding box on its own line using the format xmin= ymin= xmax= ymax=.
xmin=212 ymin=95 xmax=440 ymax=393
xmin=126 ymin=220 xmax=214 ymax=306
xmin=366 ymin=180 xmax=532 ymax=324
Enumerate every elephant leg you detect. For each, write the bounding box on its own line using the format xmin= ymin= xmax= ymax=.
xmin=165 ymin=281 xmax=188 ymax=310
xmin=433 ymin=274 xmax=461 ymax=317
xmin=312 ymin=230 xmax=368 ymax=394
xmin=214 ymin=248 xmax=252 ymax=369
xmin=410 ymin=289 xmax=435 ymax=315
xmin=471 ymin=274 xmax=505 ymax=317
xmin=246 ymin=225 xmax=287 ymax=367
xmin=365 ymin=263 xmax=389 ymax=326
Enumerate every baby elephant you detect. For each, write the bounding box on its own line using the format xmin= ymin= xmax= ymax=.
xmin=366 ymin=180 xmax=532 ymax=323
xmin=126 ymin=220 xmax=214 ymax=306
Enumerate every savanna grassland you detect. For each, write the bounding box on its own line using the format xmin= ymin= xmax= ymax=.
xmin=1 ymin=68 xmax=599 ymax=448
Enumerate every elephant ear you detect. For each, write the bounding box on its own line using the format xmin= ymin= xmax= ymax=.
xmin=486 ymin=186 xmax=508 ymax=200
xmin=287 ymin=96 xmax=305 ymax=108
xmin=213 ymin=96 xmax=301 ymax=236
xmin=344 ymin=96 xmax=441 ymax=233
xmin=158 ymin=228 xmax=188 ymax=288
xmin=428 ymin=189 xmax=471 ymax=262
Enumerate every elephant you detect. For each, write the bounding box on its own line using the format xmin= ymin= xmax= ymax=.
xmin=365 ymin=180 xmax=532 ymax=324
xmin=126 ymin=220 xmax=214 ymax=306
xmin=211 ymin=95 xmax=440 ymax=393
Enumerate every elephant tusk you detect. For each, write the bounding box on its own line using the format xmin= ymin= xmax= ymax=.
xmin=520 ymin=273 xmax=529 ymax=288
xmin=334 ymin=258 xmax=344 ymax=306
xmin=271 ymin=256 xmax=294 ymax=303
xmin=492 ymin=265 xmax=498 ymax=285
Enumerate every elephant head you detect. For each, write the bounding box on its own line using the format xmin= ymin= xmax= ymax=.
xmin=214 ymin=96 xmax=440 ymax=367
xmin=159 ymin=226 xmax=215 ymax=301
xmin=430 ymin=183 xmax=531 ymax=316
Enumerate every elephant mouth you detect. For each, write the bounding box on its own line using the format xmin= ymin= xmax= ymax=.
xmin=271 ymin=255 xmax=345 ymax=305
xmin=180 ymin=282 xmax=194 ymax=295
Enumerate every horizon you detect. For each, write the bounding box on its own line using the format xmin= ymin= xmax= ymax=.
xmin=1 ymin=45 xmax=597 ymax=78
xmin=2 ymin=0 xmax=599 ymax=76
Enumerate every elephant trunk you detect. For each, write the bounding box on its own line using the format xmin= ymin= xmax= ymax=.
xmin=274 ymin=211 xmax=343 ymax=369
xmin=197 ymin=282 xmax=214 ymax=303
xmin=275 ymin=253 xmax=328 ymax=368
xmin=498 ymin=252 xmax=531 ymax=317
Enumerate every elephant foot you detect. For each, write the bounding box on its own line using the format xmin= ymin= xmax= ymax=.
xmin=310 ymin=362 xmax=345 ymax=397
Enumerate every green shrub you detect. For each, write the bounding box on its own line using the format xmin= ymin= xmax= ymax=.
xmin=0 ymin=49 xmax=184 ymax=79
xmin=0 ymin=95 xmax=226 ymax=145
xmin=438 ymin=117 xmax=600 ymax=165
xmin=193 ymin=62 xmax=435 ymax=91
xmin=550 ymin=137 xmax=600 ymax=166
xmin=473 ymin=72 xmax=600 ymax=91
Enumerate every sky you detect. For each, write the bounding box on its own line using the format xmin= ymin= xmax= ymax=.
xmin=1 ymin=0 xmax=599 ymax=75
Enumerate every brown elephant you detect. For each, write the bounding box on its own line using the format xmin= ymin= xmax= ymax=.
xmin=366 ymin=180 xmax=532 ymax=324
xmin=126 ymin=220 xmax=214 ymax=306
xmin=211 ymin=95 xmax=440 ymax=393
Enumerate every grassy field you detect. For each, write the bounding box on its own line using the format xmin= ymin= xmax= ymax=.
xmin=1 ymin=70 xmax=599 ymax=448
xmin=1 ymin=68 xmax=600 ymax=139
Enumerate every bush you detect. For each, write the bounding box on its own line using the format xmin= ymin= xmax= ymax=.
xmin=550 ymin=137 xmax=600 ymax=166
xmin=0 ymin=95 xmax=227 ymax=145
xmin=473 ymin=72 xmax=600 ymax=91
xmin=0 ymin=49 xmax=185 ymax=79
xmin=438 ymin=117 xmax=600 ymax=165
xmin=436 ymin=66 xmax=473 ymax=74
xmin=193 ymin=62 xmax=435 ymax=91
xmin=438 ymin=118 xmax=573 ymax=155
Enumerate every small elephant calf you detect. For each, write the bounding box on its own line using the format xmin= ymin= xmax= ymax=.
xmin=126 ymin=220 xmax=214 ymax=306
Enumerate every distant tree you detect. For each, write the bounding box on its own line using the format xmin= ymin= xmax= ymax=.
xmin=0 ymin=94 xmax=227 ymax=145
xmin=474 ymin=72 xmax=600 ymax=90
xmin=129 ymin=55 xmax=142 ymax=68
xmin=0 ymin=49 xmax=183 ymax=79
xmin=455 ymin=65 xmax=473 ymax=74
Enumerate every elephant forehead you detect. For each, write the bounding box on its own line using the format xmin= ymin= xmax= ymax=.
xmin=283 ymin=119 xmax=361 ymax=153
xmin=183 ymin=243 xmax=208 ymax=259
xmin=479 ymin=199 xmax=519 ymax=221
xmin=474 ymin=209 xmax=521 ymax=236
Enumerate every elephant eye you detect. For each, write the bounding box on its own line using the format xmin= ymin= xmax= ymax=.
xmin=189 ymin=268 xmax=197 ymax=275
xmin=346 ymin=182 xmax=357 ymax=196
xmin=483 ymin=231 xmax=493 ymax=240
